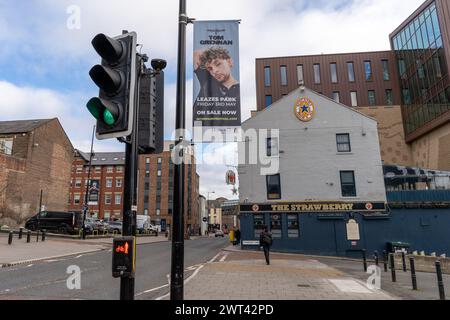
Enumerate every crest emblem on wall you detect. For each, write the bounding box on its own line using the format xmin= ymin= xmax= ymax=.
xmin=294 ymin=97 xmax=316 ymax=122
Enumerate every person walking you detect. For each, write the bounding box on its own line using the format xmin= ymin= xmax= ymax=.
xmin=234 ymin=228 xmax=241 ymax=246
xmin=259 ymin=226 xmax=273 ymax=265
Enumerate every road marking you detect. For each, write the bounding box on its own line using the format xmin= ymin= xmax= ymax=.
xmin=26 ymin=264 xmax=33 ymax=268
xmin=208 ymin=252 xmax=222 ymax=263
xmin=155 ymin=265 xmax=205 ymax=300
xmin=135 ymin=284 xmax=169 ymax=297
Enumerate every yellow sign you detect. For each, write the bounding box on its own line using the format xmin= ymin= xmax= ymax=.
xmin=294 ymin=97 xmax=316 ymax=122
xmin=271 ymin=203 xmax=354 ymax=212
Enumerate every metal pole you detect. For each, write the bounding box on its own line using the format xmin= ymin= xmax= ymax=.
xmin=119 ymin=51 xmax=141 ymax=302
xmin=82 ymin=125 xmax=96 ymax=240
xmin=374 ymin=251 xmax=379 ymax=266
xmin=383 ymin=250 xmax=388 ymax=272
xmin=8 ymin=231 xmax=13 ymax=245
xmin=402 ymin=251 xmax=407 ymax=272
xmin=410 ymin=257 xmax=418 ymax=291
xmin=38 ymin=189 xmax=43 ymax=231
xmin=171 ymin=0 xmax=187 ymax=301
xmin=435 ymin=260 xmax=446 ymax=300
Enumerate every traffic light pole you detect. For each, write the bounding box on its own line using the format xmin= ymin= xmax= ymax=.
xmin=171 ymin=0 xmax=190 ymax=301
xmin=82 ymin=125 xmax=95 ymax=240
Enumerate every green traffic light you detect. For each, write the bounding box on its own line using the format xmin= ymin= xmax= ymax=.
xmin=104 ymin=109 xmax=116 ymax=125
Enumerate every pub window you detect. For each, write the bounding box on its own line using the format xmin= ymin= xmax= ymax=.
xmin=287 ymin=214 xmax=299 ymax=238
xmin=254 ymin=214 xmax=265 ymax=239
xmin=266 ymin=174 xmax=281 ymax=200
xmin=266 ymin=137 xmax=279 ymax=157
xmin=270 ymin=214 xmax=282 ymax=239
xmin=313 ymin=64 xmax=321 ymax=84
xmin=280 ymin=65 xmax=288 ymax=86
xmin=340 ymin=171 xmax=357 ymax=197
xmin=336 ymin=134 xmax=351 ymax=153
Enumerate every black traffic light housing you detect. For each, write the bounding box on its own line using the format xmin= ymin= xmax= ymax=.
xmin=137 ymin=59 xmax=166 ymax=154
xmin=112 ymin=237 xmax=136 ymax=278
xmin=87 ymin=32 xmax=137 ymax=140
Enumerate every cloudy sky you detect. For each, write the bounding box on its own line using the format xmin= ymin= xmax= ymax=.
xmin=0 ymin=0 xmax=424 ymax=199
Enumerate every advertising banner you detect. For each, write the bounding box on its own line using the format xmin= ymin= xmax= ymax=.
xmin=193 ymin=20 xmax=241 ymax=140
xmin=88 ymin=179 xmax=100 ymax=206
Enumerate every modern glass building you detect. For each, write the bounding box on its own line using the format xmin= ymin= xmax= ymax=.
xmin=390 ymin=0 xmax=450 ymax=143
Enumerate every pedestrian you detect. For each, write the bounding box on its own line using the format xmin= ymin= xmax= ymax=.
xmin=259 ymin=226 xmax=273 ymax=265
xmin=234 ymin=228 xmax=241 ymax=245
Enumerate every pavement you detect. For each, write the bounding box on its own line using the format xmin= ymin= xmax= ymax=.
xmin=0 ymin=233 xmax=169 ymax=267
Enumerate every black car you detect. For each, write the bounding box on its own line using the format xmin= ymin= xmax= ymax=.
xmin=25 ymin=211 xmax=84 ymax=235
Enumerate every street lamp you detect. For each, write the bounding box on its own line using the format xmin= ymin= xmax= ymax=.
xmin=207 ymin=191 xmax=215 ymax=233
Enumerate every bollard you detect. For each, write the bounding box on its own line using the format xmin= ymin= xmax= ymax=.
xmin=362 ymin=249 xmax=368 ymax=272
xmin=27 ymin=231 xmax=31 ymax=243
xmin=8 ymin=231 xmax=13 ymax=245
xmin=383 ymin=250 xmax=388 ymax=272
xmin=36 ymin=230 xmax=39 ymax=243
xmin=19 ymin=228 xmax=23 ymax=240
xmin=410 ymin=257 xmax=418 ymax=291
xmin=435 ymin=261 xmax=446 ymax=300
xmin=374 ymin=251 xmax=379 ymax=266
xmin=42 ymin=230 xmax=46 ymax=242
xmin=390 ymin=253 xmax=397 ymax=282
xmin=402 ymin=252 xmax=407 ymax=272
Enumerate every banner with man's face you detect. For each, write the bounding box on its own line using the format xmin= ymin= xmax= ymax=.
xmin=193 ymin=20 xmax=241 ymax=136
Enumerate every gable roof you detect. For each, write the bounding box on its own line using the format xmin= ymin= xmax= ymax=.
xmin=0 ymin=119 xmax=54 ymax=134
xmin=242 ymin=86 xmax=377 ymax=126
xmin=75 ymin=149 xmax=126 ymax=165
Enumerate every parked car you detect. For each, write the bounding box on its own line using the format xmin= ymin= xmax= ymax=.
xmin=108 ymin=221 xmax=123 ymax=234
xmin=25 ymin=211 xmax=83 ymax=235
xmin=214 ymin=230 xmax=225 ymax=237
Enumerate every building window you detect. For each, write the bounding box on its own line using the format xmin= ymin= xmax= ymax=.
xmin=364 ymin=61 xmax=373 ymax=81
xmin=116 ymin=166 xmax=123 ymax=173
xmin=313 ymin=64 xmax=321 ymax=84
xmin=332 ymin=91 xmax=340 ymax=103
xmin=85 ymin=167 xmax=90 ymax=173
xmin=385 ymin=89 xmax=393 ymax=106
xmin=106 ymin=179 xmax=113 ymax=188
xmin=157 ymin=170 xmax=161 ymax=177
xmin=158 ymin=157 xmax=162 ymax=164
xmin=340 ymin=171 xmax=357 ymax=197
xmin=347 ymin=62 xmax=355 ymax=82
xmin=265 ymin=95 xmax=272 ymax=108
xmin=95 ymin=166 xmax=101 ymax=173
xmin=350 ymin=91 xmax=358 ymax=107
xmin=330 ymin=63 xmax=338 ymax=83
xmin=382 ymin=60 xmax=390 ymax=80
xmin=336 ymin=134 xmax=351 ymax=153
xmin=270 ymin=214 xmax=282 ymax=239
xmin=156 ymin=195 xmax=161 ymax=203
xmin=264 ymin=66 xmax=271 ymax=87
xmin=287 ymin=214 xmax=299 ymax=238
xmin=75 ymin=179 xmax=82 ymax=188
xmin=266 ymin=137 xmax=279 ymax=157
xmin=105 ymin=194 xmax=112 ymax=205
xmin=402 ymin=89 xmax=412 ymax=105
xmin=280 ymin=65 xmax=288 ymax=86
xmin=76 ymin=166 xmax=83 ymax=174
xmin=297 ymin=65 xmax=304 ymax=84
xmin=116 ymin=179 xmax=123 ymax=188
xmin=104 ymin=211 xmax=111 ymax=219
xmin=107 ymin=166 xmax=113 ymax=173
xmin=156 ymin=209 xmax=161 ymax=216
xmin=146 ymin=158 xmax=150 ymax=164
xmin=368 ymin=90 xmax=376 ymax=106
xmin=115 ymin=194 xmax=122 ymax=205
xmin=266 ymin=174 xmax=281 ymax=200
xmin=74 ymin=194 xmax=81 ymax=205
xmin=0 ymin=139 xmax=13 ymax=155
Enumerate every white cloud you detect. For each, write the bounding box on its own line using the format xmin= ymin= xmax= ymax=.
xmin=0 ymin=0 xmax=427 ymax=199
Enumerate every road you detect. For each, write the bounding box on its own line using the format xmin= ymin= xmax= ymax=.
xmin=0 ymin=237 xmax=229 ymax=300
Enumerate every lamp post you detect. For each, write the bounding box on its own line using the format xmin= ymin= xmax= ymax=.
xmin=207 ymin=191 xmax=215 ymax=233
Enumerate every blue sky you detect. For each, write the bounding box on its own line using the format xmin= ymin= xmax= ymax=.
xmin=0 ymin=0 xmax=425 ymax=198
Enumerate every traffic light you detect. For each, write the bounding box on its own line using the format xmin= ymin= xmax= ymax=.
xmin=112 ymin=237 xmax=136 ymax=278
xmin=137 ymin=59 xmax=166 ymax=154
xmin=87 ymin=32 xmax=137 ymax=140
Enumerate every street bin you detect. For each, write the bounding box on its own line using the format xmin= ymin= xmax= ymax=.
xmin=229 ymin=230 xmax=235 ymax=243
xmin=386 ymin=241 xmax=410 ymax=253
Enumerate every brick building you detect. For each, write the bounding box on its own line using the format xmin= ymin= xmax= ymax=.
xmin=0 ymin=119 xmax=74 ymax=227
xmin=68 ymin=150 xmax=125 ymax=220
xmin=137 ymin=142 xmax=200 ymax=235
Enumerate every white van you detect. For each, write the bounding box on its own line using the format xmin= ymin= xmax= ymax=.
xmin=136 ymin=215 xmax=150 ymax=234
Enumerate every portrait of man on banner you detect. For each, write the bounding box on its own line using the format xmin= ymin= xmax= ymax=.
xmin=193 ymin=20 xmax=241 ymax=130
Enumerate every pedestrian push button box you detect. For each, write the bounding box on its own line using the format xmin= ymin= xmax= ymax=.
xmin=112 ymin=237 xmax=136 ymax=278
